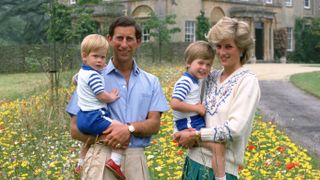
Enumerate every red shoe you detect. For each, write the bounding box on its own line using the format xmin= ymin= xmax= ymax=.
xmin=105 ymin=159 xmax=126 ymax=180
xmin=74 ymin=165 xmax=82 ymax=174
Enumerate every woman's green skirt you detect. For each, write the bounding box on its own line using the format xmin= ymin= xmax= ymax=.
xmin=181 ymin=156 xmax=238 ymax=180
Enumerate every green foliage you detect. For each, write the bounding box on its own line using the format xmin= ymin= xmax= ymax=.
xmin=143 ymin=12 xmax=180 ymax=62
xmin=196 ymin=11 xmax=210 ymax=41
xmin=0 ymin=0 xmax=50 ymax=44
xmin=311 ymin=18 xmax=320 ymax=49
xmin=71 ymin=7 xmax=99 ymax=42
xmin=292 ymin=17 xmax=320 ymax=63
xmin=77 ymin=0 xmax=102 ymax=5
xmin=46 ymin=3 xmax=72 ymax=42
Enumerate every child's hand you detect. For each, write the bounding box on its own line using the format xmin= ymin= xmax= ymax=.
xmin=195 ymin=103 xmax=206 ymax=116
xmin=109 ymin=89 xmax=120 ymax=102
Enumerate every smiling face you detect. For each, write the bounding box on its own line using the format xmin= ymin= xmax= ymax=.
xmin=187 ymin=58 xmax=212 ymax=80
xmin=107 ymin=26 xmax=141 ymax=65
xmin=82 ymin=48 xmax=107 ymax=71
xmin=215 ymin=38 xmax=242 ymax=71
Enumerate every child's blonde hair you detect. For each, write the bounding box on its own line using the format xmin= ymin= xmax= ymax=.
xmin=184 ymin=41 xmax=215 ymax=67
xmin=81 ymin=34 xmax=109 ymax=55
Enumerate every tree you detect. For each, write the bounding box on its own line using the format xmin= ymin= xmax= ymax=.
xmin=292 ymin=17 xmax=320 ymax=63
xmin=143 ymin=12 xmax=180 ymax=62
xmin=196 ymin=10 xmax=210 ymax=41
xmin=0 ymin=0 xmax=50 ymax=44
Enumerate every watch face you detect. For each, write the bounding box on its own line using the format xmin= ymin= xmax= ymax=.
xmin=129 ymin=125 xmax=135 ymax=133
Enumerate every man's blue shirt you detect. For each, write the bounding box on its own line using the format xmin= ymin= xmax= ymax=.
xmin=66 ymin=59 xmax=169 ymax=147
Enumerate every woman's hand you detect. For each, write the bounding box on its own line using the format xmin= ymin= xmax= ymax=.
xmin=173 ymin=128 xmax=198 ymax=148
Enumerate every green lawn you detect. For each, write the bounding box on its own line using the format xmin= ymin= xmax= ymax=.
xmin=0 ymin=71 xmax=76 ymax=101
xmin=290 ymin=71 xmax=320 ymax=99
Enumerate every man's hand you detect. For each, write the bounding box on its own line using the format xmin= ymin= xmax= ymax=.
xmin=173 ymin=128 xmax=198 ymax=148
xmin=102 ymin=121 xmax=130 ymax=149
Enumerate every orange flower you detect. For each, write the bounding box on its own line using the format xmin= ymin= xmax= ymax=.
xmin=276 ymin=146 xmax=286 ymax=153
xmin=69 ymin=147 xmax=76 ymax=151
xmin=176 ymin=150 xmax=184 ymax=156
xmin=286 ymin=162 xmax=299 ymax=170
xmin=275 ymin=161 xmax=282 ymax=166
xmin=247 ymin=144 xmax=255 ymax=150
xmin=238 ymin=165 xmax=244 ymax=171
xmin=151 ymin=140 xmax=158 ymax=144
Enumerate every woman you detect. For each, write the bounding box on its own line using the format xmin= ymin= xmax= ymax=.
xmin=174 ymin=16 xmax=261 ymax=180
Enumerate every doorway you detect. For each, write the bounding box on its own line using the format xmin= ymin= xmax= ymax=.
xmin=255 ymin=22 xmax=264 ymax=60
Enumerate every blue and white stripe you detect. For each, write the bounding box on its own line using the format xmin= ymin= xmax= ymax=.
xmin=77 ymin=64 xmax=106 ymax=111
xmin=172 ymin=72 xmax=202 ymax=121
xmin=88 ymin=73 xmax=104 ymax=95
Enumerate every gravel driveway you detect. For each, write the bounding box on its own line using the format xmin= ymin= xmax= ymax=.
xmin=244 ymin=63 xmax=320 ymax=157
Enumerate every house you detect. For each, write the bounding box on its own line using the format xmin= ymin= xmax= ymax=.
xmin=61 ymin=0 xmax=320 ymax=61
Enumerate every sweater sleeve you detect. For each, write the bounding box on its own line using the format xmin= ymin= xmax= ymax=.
xmin=200 ymin=74 xmax=261 ymax=143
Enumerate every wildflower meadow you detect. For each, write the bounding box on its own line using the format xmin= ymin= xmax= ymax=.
xmin=0 ymin=64 xmax=319 ymax=179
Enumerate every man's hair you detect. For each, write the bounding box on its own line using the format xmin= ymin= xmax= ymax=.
xmin=81 ymin=34 xmax=109 ymax=55
xmin=184 ymin=41 xmax=215 ymax=65
xmin=109 ymin=16 xmax=142 ymax=40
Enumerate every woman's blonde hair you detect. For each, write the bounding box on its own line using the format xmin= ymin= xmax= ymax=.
xmin=207 ymin=16 xmax=253 ymax=65
xmin=184 ymin=41 xmax=215 ymax=66
xmin=81 ymin=34 xmax=109 ymax=56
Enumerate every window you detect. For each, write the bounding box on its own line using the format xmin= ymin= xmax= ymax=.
xmin=265 ymin=0 xmax=272 ymax=4
xmin=304 ymin=0 xmax=310 ymax=8
xmin=185 ymin=21 xmax=196 ymax=42
xmin=70 ymin=0 xmax=76 ymax=5
xmin=287 ymin=27 xmax=293 ymax=51
xmin=285 ymin=0 xmax=292 ymax=6
xmin=142 ymin=28 xmax=150 ymax=43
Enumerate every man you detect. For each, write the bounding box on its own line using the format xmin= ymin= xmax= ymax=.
xmin=66 ymin=16 xmax=169 ymax=180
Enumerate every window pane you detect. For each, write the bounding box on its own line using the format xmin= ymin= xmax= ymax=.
xmin=185 ymin=21 xmax=195 ymax=42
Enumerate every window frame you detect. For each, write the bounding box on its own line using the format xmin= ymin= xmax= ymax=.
xmin=287 ymin=27 xmax=293 ymax=51
xmin=184 ymin=21 xmax=196 ymax=42
xmin=265 ymin=0 xmax=273 ymax=4
xmin=285 ymin=0 xmax=292 ymax=7
xmin=142 ymin=27 xmax=150 ymax=43
xmin=304 ymin=0 xmax=310 ymax=9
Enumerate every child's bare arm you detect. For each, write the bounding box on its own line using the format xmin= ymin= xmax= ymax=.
xmin=171 ymin=98 xmax=206 ymax=116
xmin=72 ymin=73 xmax=78 ymax=85
xmin=96 ymin=88 xmax=119 ymax=103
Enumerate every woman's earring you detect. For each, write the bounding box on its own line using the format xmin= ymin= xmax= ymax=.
xmin=240 ymin=52 xmax=244 ymax=59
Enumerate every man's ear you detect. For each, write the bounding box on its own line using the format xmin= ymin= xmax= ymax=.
xmin=136 ymin=38 xmax=142 ymax=46
xmin=107 ymin=35 xmax=112 ymax=43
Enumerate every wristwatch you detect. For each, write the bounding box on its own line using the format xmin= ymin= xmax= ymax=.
xmin=127 ymin=123 xmax=135 ymax=134
xmin=195 ymin=130 xmax=201 ymax=141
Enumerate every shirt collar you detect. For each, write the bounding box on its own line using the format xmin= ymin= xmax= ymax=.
xmin=183 ymin=72 xmax=199 ymax=84
xmin=81 ymin=64 xmax=102 ymax=74
xmin=105 ymin=57 xmax=140 ymax=76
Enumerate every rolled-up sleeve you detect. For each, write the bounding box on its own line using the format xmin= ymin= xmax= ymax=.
xmin=66 ymin=91 xmax=80 ymax=116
